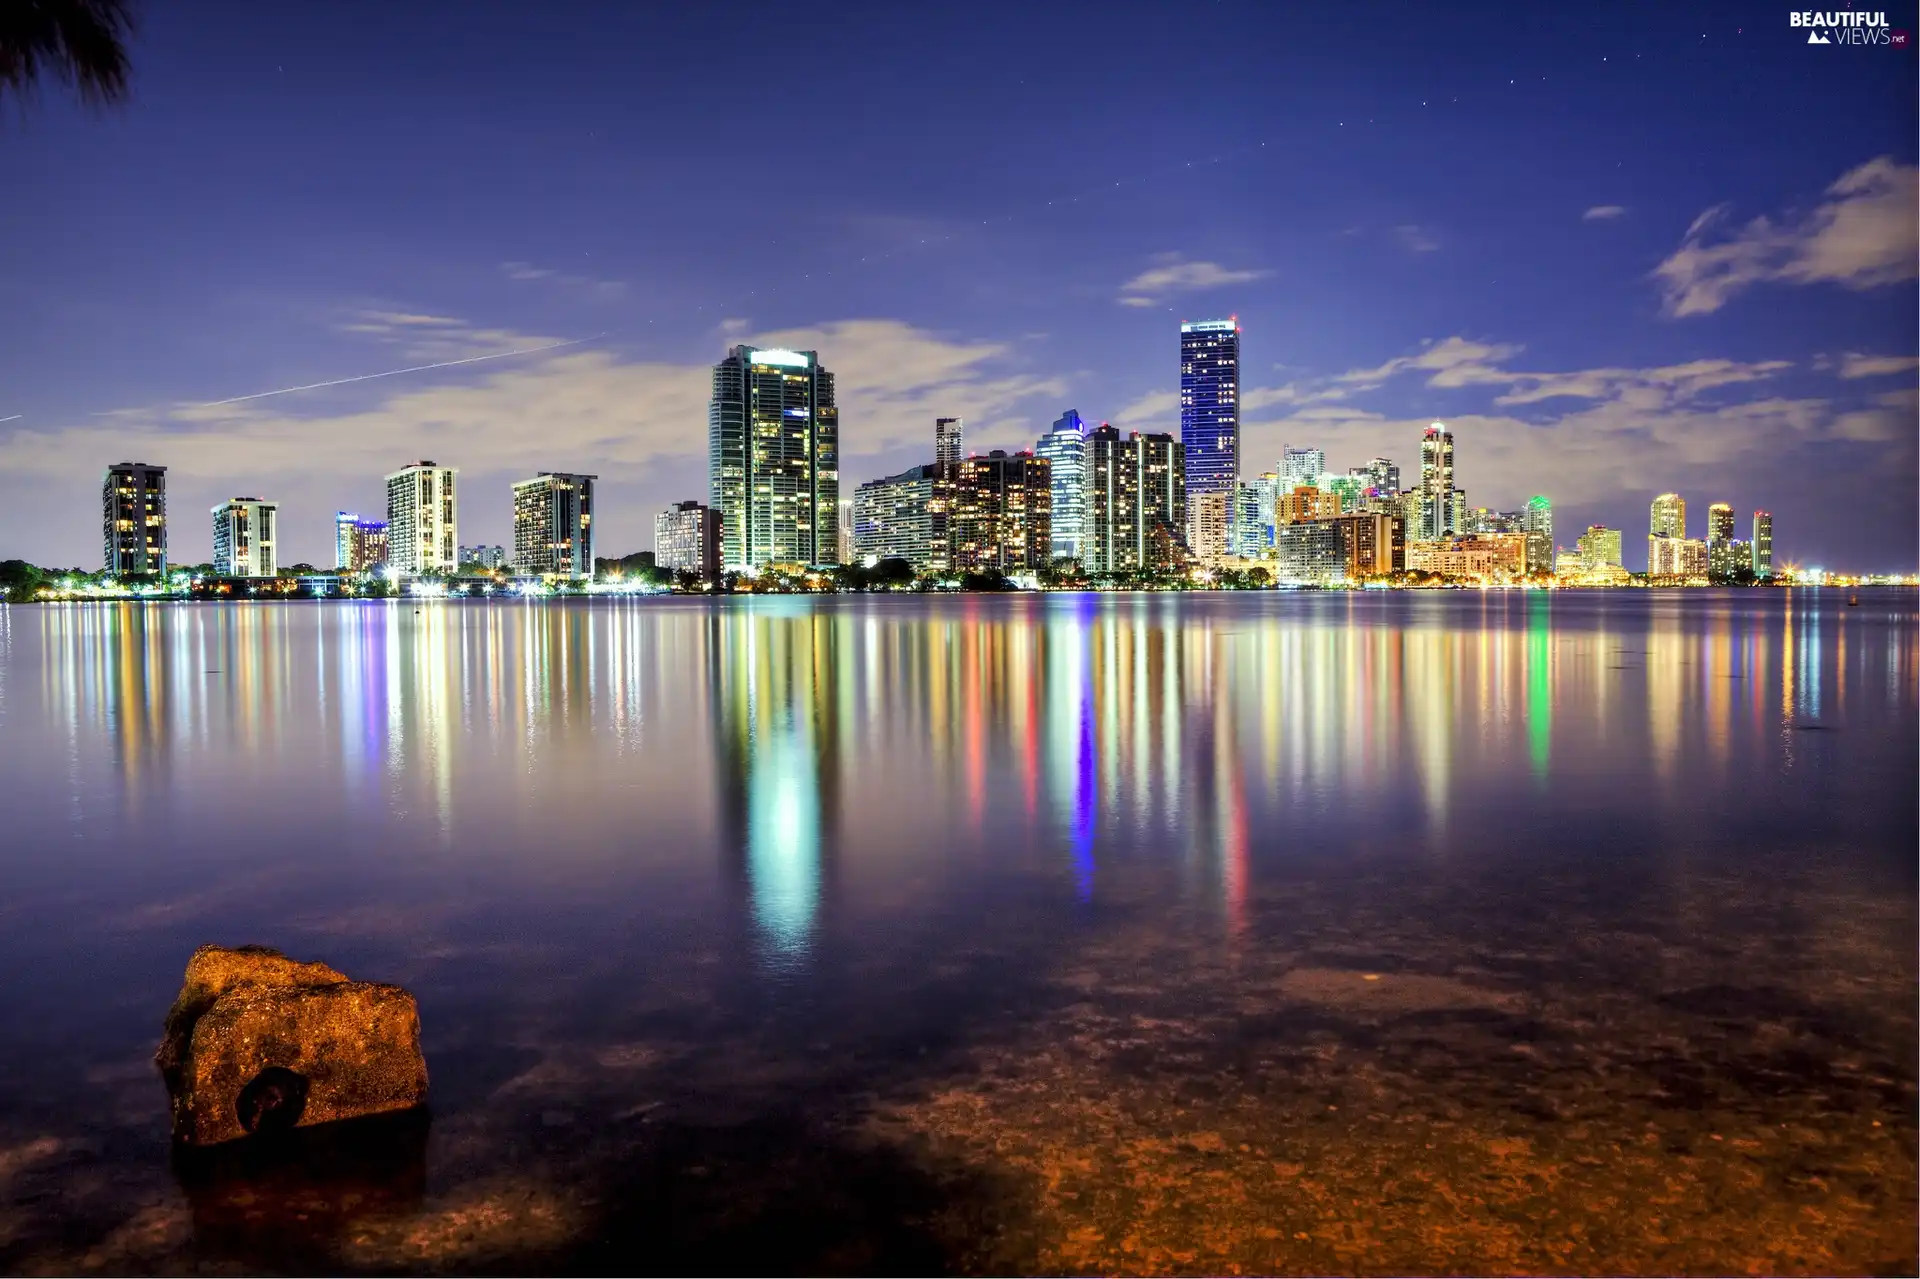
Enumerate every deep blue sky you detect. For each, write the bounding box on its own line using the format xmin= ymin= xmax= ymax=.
xmin=3 ymin=0 xmax=1915 ymax=570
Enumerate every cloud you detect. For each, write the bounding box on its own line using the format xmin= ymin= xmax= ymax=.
xmin=1653 ymin=157 xmax=1919 ymax=316
xmin=1117 ymin=254 xmax=1267 ymax=307
xmin=334 ymin=310 xmax=565 ymax=361
xmin=1335 ymin=337 xmax=1524 ymax=389
xmin=1838 ymin=353 xmax=1919 ymax=380
xmin=1582 ymin=205 xmax=1626 ymax=221
xmin=1391 ymin=225 xmax=1439 ymax=253
xmin=500 ymin=260 xmax=628 ymax=301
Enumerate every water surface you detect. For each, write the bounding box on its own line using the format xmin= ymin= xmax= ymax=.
xmin=0 ymin=591 xmax=1913 ymax=1274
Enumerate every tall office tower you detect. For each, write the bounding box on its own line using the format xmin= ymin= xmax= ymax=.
xmin=935 ymin=417 xmax=964 ymax=472
xmin=210 ymin=498 xmax=278 ymax=578
xmin=1418 ymin=424 xmax=1455 ymax=539
xmin=103 ymin=461 xmax=167 ymax=576
xmin=1034 ymin=409 xmax=1088 ymax=561
xmin=853 ymin=465 xmax=946 ymax=567
xmin=1706 ymin=501 xmax=1740 ymax=577
xmin=335 ymin=512 xmax=390 ymax=572
xmin=1179 ymin=319 xmax=1240 ymax=502
xmin=1085 ymin=426 xmax=1186 ymax=574
xmin=949 ymin=450 xmax=1053 ymax=572
xmin=1650 ymin=492 xmax=1686 ymax=539
xmin=385 ymin=461 xmax=458 ymax=575
xmin=511 ymin=471 xmax=596 ymax=578
xmin=1578 ymin=525 xmax=1624 ymax=569
xmin=1366 ymin=457 xmax=1400 ymax=494
xmin=655 ymin=500 xmax=723 ymax=583
xmin=1231 ymin=480 xmax=1266 ymax=558
xmin=1280 ymin=446 xmax=1325 ymax=489
xmin=1524 ymin=495 xmax=1554 ymax=573
xmin=1751 ymin=510 xmax=1774 ymax=577
xmin=836 ymin=497 xmax=854 ymax=565
xmin=709 ymin=345 xmax=839 ymax=569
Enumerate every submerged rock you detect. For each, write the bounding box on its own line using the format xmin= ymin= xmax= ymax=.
xmin=156 ymin=944 xmax=428 ymax=1147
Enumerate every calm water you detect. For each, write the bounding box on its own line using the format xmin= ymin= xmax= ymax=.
xmin=0 ymin=591 xmax=1913 ymax=1274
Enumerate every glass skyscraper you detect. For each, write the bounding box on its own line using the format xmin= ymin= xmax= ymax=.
xmin=1035 ymin=409 xmax=1088 ymax=562
xmin=709 ymin=345 xmax=840 ymax=569
xmin=1179 ymin=320 xmax=1240 ymax=500
xmin=1418 ymin=424 xmax=1455 ymax=540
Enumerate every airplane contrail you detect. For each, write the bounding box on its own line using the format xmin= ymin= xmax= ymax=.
xmin=195 ymin=336 xmax=598 ymax=408
xmin=0 ymin=414 xmax=20 ymax=423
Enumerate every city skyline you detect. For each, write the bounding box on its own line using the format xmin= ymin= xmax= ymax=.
xmin=1 ymin=4 xmax=1914 ymax=572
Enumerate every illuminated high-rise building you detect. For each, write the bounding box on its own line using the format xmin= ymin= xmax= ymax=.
xmin=1577 ymin=525 xmax=1623 ymax=570
xmin=656 ymin=500 xmax=722 ymax=582
xmin=1524 ymin=495 xmax=1554 ymax=574
xmin=1085 ymin=426 xmax=1186 ymax=574
xmin=1706 ymin=501 xmax=1741 ymax=577
xmin=103 ymin=461 xmax=167 ymax=576
xmin=1650 ymin=492 xmax=1686 ymax=540
xmin=1281 ymin=446 xmax=1325 ymax=489
xmin=1752 ymin=510 xmax=1774 ymax=577
xmin=1179 ymin=319 xmax=1240 ymax=500
xmin=1418 ymin=424 xmax=1455 ymax=539
xmin=709 ymin=345 xmax=840 ymax=569
xmin=949 ymin=450 xmax=1052 ymax=572
xmin=210 ymin=498 xmax=277 ymax=578
xmin=512 ymin=471 xmax=596 ymax=578
xmin=385 ymin=460 xmax=458 ymax=575
xmin=335 ymin=512 xmax=389 ymax=573
xmin=1034 ymin=409 xmax=1088 ymax=561
xmin=853 ymin=464 xmax=947 ymax=568
xmin=934 ymin=417 xmax=964 ymax=472
xmin=836 ymin=497 xmax=854 ymax=565
xmin=1365 ymin=457 xmax=1400 ymax=495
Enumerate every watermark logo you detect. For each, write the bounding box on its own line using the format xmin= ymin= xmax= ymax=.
xmin=1789 ymin=10 xmax=1899 ymax=44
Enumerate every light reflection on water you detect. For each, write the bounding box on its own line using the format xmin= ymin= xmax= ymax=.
xmin=0 ymin=590 xmax=1913 ymax=1271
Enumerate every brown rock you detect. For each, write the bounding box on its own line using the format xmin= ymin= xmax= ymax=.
xmin=156 ymin=944 xmax=428 ymax=1147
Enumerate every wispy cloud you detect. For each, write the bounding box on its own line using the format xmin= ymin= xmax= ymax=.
xmin=1838 ymin=352 xmax=1920 ymax=380
xmin=1392 ymin=225 xmax=1439 ymax=253
xmin=1582 ymin=205 xmax=1626 ymax=221
xmin=1653 ymin=157 xmax=1919 ymax=316
xmin=1117 ymin=254 xmax=1267 ymax=308
xmin=501 ymin=260 xmax=628 ymax=301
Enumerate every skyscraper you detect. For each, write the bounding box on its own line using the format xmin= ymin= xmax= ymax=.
xmin=1706 ymin=501 xmax=1740 ymax=577
xmin=656 ymin=500 xmax=722 ymax=583
xmin=1179 ymin=319 xmax=1240 ymax=502
xmin=1085 ymin=426 xmax=1186 ymax=575
xmin=103 ymin=461 xmax=167 ymax=576
xmin=1418 ymin=424 xmax=1455 ymax=540
xmin=1524 ymin=495 xmax=1553 ymax=574
xmin=853 ymin=465 xmax=946 ymax=567
xmin=1577 ymin=525 xmax=1624 ymax=570
xmin=210 ymin=498 xmax=278 ymax=578
xmin=708 ymin=345 xmax=840 ymax=570
xmin=836 ymin=497 xmax=854 ymax=565
xmin=1706 ymin=502 xmax=1734 ymax=547
xmin=385 ymin=461 xmax=458 ymax=575
xmin=949 ymin=450 xmax=1052 ymax=572
xmin=1365 ymin=457 xmax=1400 ymax=495
xmin=1281 ymin=446 xmax=1325 ymax=489
xmin=1034 ymin=409 xmax=1088 ymax=562
xmin=335 ymin=512 xmax=389 ymax=573
xmin=1752 ymin=510 xmax=1774 ymax=577
xmin=935 ymin=417 xmax=964 ymax=472
xmin=512 ymin=472 xmax=596 ymax=578
xmin=1650 ymin=493 xmax=1686 ymax=540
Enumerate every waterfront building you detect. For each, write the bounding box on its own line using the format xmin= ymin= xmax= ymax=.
xmin=103 ymin=461 xmax=167 ymax=576
xmin=1179 ymin=320 xmax=1240 ymax=502
xmin=1524 ymin=495 xmax=1554 ymax=574
xmin=837 ymin=497 xmax=854 ymax=565
xmin=1706 ymin=501 xmax=1741 ymax=577
xmin=935 ymin=417 xmax=964 ymax=472
xmin=1577 ymin=525 xmax=1623 ymax=570
xmin=1187 ymin=490 xmax=1233 ymax=567
xmin=1752 ymin=511 xmax=1774 ymax=577
xmin=511 ymin=472 xmax=596 ymax=578
xmin=1648 ymin=535 xmax=1710 ymax=580
xmin=950 ymin=450 xmax=1052 ymax=573
xmin=1085 ymin=426 xmax=1186 ymax=575
xmin=1406 ymin=533 xmax=1527 ymax=580
xmin=336 ymin=512 xmax=390 ymax=573
xmin=1418 ymin=424 xmax=1456 ymax=540
xmin=1035 ymin=409 xmax=1089 ymax=562
xmin=210 ymin=498 xmax=277 ymax=578
xmin=1650 ymin=492 xmax=1686 ymax=540
xmin=853 ymin=465 xmax=947 ymax=568
xmin=1271 ymin=519 xmax=1346 ymax=581
xmin=1231 ymin=480 xmax=1269 ymax=559
xmin=656 ymin=500 xmax=723 ymax=582
xmin=709 ymin=345 xmax=840 ymax=569
xmin=385 ymin=460 xmax=458 ymax=575
xmin=457 ymin=544 xmax=507 ymax=571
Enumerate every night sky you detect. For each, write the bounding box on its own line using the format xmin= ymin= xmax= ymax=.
xmin=3 ymin=0 xmax=1915 ymax=571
